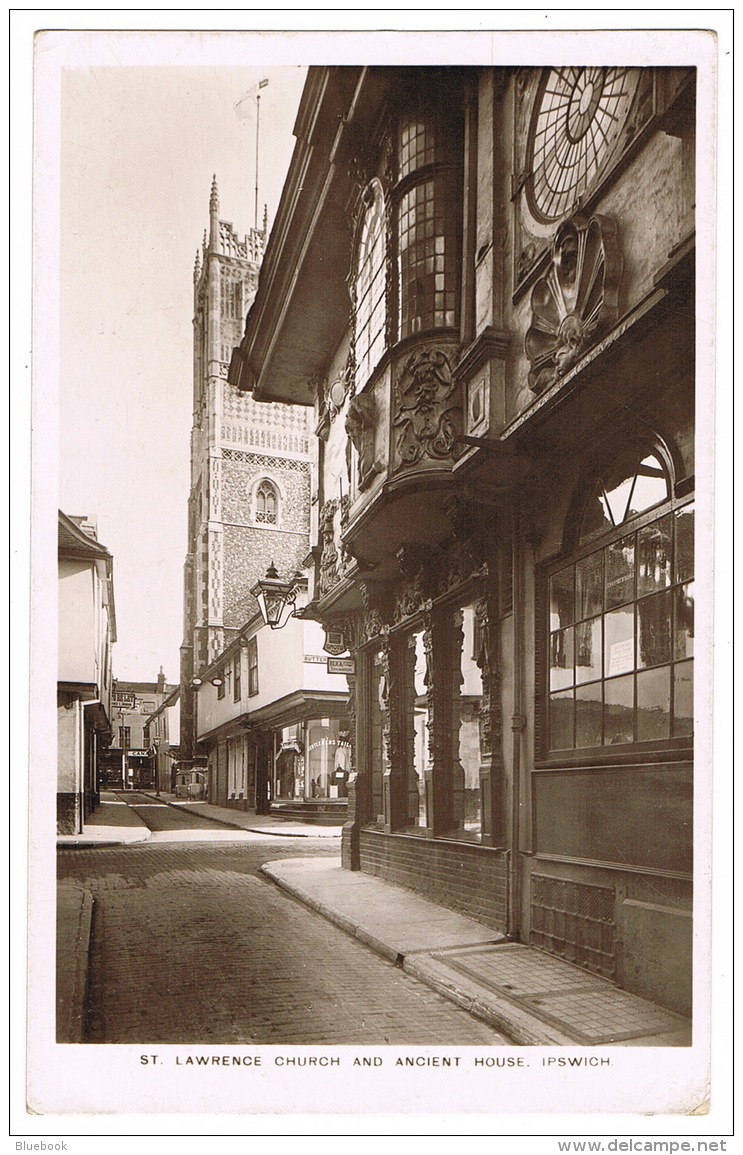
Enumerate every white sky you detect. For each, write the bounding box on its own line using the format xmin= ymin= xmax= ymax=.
xmin=54 ymin=51 xmax=307 ymax=680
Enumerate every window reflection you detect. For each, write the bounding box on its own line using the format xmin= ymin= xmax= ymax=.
xmin=637 ymin=667 xmax=671 ymax=742
xmin=580 ymin=449 xmax=670 ymax=545
xmin=637 ymin=589 xmax=672 ymax=668
xmin=550 ymin=566 xmax=575 ymax=629
xmin=576 ymin=683 xmax=602 ymax=747
xmin=576 ymin=552 xmax=603 ymax=620
xmin=674 ymin=504 xmax=695 ymax=583
xmin=605 ymin=536 xmax=635 ymax=608
xmin=550 ymin=626 xmax=574 ymax=689
xmin=630 ymin=456 xmax=669 ymax=517
xmin=368 ymin=649 xmax=386 ymax=824
xmin=549 ymin=497 xmax=694 ymax=753
xmin=674 ymin=583 xmax=695 ymax=660
xmin=637 ymin=516 xmax=672 ymax=595
xmin=550 ymin=690 xmax=574 ymax=749
xmin=575 ymin=617 xmax=602 ymax=684
xmin=407 ymin=630 xmax=428 ymax=827
xmin=605 ymin=675 xmax=634 ymax=744
xmin=451 ymin=604 xmax=483 ymax=841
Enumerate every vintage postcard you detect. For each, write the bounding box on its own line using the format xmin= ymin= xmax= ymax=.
xmin=14 ymin=11 xmax=732 ymax=1145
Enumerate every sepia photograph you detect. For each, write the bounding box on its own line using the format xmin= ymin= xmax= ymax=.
xmin=15 ymin=12 xmax=731 ymax=1142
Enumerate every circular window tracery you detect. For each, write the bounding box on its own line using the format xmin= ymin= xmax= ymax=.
xmin=527 ymin=67 xmax=640 ymax=223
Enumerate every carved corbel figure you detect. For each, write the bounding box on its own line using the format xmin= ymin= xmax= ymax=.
xmin=345 ymin=392 xmax=377 ymax=488
xmin=318 ymin=499 xmax=340 ymax=596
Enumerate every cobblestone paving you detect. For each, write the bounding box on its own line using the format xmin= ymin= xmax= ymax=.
xmin=58 ymin=840 xmax=510 ymax=1046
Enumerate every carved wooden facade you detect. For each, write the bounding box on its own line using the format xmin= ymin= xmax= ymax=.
xmin=232 ymin=64 xmax=698 ymax=1014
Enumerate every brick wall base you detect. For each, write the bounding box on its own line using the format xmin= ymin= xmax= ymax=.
xmin=359 ymin=829 xmax=508 ymax=932
xmin=57 ymin=793 xmax=82 ymax=836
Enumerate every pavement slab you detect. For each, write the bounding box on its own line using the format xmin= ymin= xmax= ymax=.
xmin=56 ymin=884 xmax=94 ymax=1043
xmin=261 ymin=857 xmax=693 ymax=1048
xmin=262 ymin=858 xmax=504 ymax=959
xmin=56 ymin=796 xmax=693 ymax=1049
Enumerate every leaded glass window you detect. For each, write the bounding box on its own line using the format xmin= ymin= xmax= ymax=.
xmin=396 ymin=114 xmax=461 ymax=339
xmin=354 ymin=183 xmax=387 ymax=387
xmin=527 ymin=67 xmax=640 ymax=223
xmin=547 ymin=451 xmax=693 ymax=752
xmin=255 ymin=479 xmax=278 ymax=525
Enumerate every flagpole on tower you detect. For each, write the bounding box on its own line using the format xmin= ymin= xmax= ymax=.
xmin=234 ymin=77 xmax=269 ymax=234
xmin=254 ymin=87 xmax=261 ymax=231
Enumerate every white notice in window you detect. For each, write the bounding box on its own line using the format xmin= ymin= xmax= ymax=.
xmin=608 ymin=638 xmax=634 ymax=677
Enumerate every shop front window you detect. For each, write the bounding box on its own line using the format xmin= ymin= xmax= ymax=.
xmin=306 ymin=718 xmax=351 ymax=800
xmin=273 ymin=726 xmax=303 ymax=800
xmin=546 ymin=446 xmax=693 ymax=753
xmin=404 ymin=629 xmax=429 ymax=828
xmin=449 ymin=603 xmax=483 ymax=841
xmin=368 ymin=648 xmax=386 ymax=824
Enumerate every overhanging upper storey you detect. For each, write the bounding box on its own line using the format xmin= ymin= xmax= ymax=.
xmin=229 ymin=67 xmax=469 ymax=406
xmin=229 ymin=67 xmax=369 ymax=405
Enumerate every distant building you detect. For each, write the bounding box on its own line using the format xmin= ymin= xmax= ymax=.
xmin=99 ymin=670 xmax=178 ymax=790
xmin=194 ymin=605 xmax=349 ymax=820
xmin=145 ymin=685 xmax=180 ymax=794
xmin=179 ymin=179 xmax=315 ymax=773
xmin=231 ymin=66 xmax=697 ymax=1015
xmin=57 ymin=511 xmax=116 ymax=833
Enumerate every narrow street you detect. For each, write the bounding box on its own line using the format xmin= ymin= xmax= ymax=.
xmin=57 ymin=796 xmax=509 ymax=1046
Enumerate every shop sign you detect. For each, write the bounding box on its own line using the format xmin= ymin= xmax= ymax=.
xmin=113 ymin=692 xmax=136 ymax=709
xmin=322 ymin=629 xmax=346 ymax=656
xmin=327 ymin=657 xmax=355 ymax=675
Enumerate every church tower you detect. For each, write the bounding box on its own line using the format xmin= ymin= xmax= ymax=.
xmin=179 ymin=178 xmax=314 ymax=767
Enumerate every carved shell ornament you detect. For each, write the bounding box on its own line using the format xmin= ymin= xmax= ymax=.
xmin=525 ymin=214 xmax=621 ymax=394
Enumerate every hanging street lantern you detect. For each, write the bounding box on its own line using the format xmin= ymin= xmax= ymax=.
xmin=252 ymin=562 xmax=304 ymax=629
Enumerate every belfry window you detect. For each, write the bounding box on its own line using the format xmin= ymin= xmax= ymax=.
xmin=254 ymin=479 xmax=278 ymax=525
xmin=546 ymin=444 xmax=694 ymax=753
xmin=221 ymin=275 xmax=243 ymax=320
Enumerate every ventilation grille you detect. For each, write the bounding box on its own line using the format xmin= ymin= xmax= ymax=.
xmin=531 ymin=874 xmax=616 ymax=980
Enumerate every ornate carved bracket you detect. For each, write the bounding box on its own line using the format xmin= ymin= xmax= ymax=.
xmin=345 ymin=392 xmax=380 ymax=491
xmin=318 ymin=499 xmax=341 ymax=596
xmin=444 ymin=494 xmax=499 ymax=568
xmin=393 ymin=544 xmax=437 ymax=624
xmin=525 ymin=214 xmax=622 ymax=394
xmin=358 ymin=580 xmax=393 ymax=639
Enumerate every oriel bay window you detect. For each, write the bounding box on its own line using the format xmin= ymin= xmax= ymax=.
xmin=354 ymin=181 xmax=387 ymax=386
xmin=547 ymin=444 xmax=694 ymax=753
xmin=395 ymin=111 xmax=462 ymax=339
xmin=351 ymin=97 xmax=463 ymax=386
